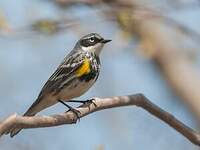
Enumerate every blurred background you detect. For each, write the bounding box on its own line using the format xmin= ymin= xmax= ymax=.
xmin=0 ymin=0 xmax=200 ymax=149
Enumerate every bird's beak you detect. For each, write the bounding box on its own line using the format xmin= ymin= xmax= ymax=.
xmin=101 ymin=39 xmax=112 ymax=44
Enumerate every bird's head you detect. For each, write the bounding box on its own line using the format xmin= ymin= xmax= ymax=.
xmin=75 ymin=33 xmax=111 ymax=55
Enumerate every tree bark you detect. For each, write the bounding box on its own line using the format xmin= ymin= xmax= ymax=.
xmin=0 ymin=94 xmax=200 ymax=146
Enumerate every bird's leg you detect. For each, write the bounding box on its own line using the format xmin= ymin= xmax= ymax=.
xmin=58 ymin=100 xmax=81 ymax=120
xmin=68 ymin=98 xmax=97 ymax=106
xmin=67 ymin=100 xmax=85 ymax=103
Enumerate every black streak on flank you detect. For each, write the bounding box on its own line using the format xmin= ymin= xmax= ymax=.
xmin=78 ymin=70 xmax=97 ymax=82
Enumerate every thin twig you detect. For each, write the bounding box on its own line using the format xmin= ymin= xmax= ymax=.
xmin=0 ymin=94 xmax=200 ymax=146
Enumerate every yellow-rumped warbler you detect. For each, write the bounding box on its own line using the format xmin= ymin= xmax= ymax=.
xmin=9 ymin=33 xmax=111 ymax=137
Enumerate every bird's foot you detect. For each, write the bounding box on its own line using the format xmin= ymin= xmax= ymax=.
xmin=83 ymin=98 xmax=97 ymax=107
xmin=66 ymin=107 xmax=81 ymax=121
xmin=58 ymin=100 xmax=81 ymax=121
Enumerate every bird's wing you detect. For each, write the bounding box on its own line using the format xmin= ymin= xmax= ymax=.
xmin=9 ymin=51 xmax=88 ymax=138
xmin=38 ymin=51 xmax=85 ymax=98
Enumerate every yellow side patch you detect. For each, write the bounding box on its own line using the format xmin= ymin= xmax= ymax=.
xmin=76 ymin=58 xmax=91 ymax=77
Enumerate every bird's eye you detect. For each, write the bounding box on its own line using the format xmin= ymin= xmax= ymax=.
xmin=89 ymin=37 xmax=95 ymax=43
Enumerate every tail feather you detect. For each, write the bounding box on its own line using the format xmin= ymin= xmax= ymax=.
xmin=9 ymin=96 xmax=52 ymax=137
xmin=9 ymin=98 xmax=41 ymax=137
xmin=9 ymin=112 xmax=36 ymax=137
xmin=10 ymin=128 xmax=22 ymax=138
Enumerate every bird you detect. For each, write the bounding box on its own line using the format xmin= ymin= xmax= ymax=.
xmin=9 ymin=33 xmax=111 ymax=137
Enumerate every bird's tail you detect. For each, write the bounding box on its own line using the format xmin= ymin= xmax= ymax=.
xmin=9 ymin=111 xmax=36 ymax=137
xmin=9 ymin=98 xmax=42 ymax=137
xmin=9 ymin=110 xmax=36 ymax=137
xmin=9 ymin=128 xmax=22 ymax=138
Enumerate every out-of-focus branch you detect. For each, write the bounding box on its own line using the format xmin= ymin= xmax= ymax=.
xmin=1 ymin=94 xmax=200 ymax=146
xmin=59 ymin=0 xmax=200 ymax=121
xmin=54 ymin=0 xmax=133 ymax=7
xmin=53 ymin=0 xmax=200 ymax=44
xmin=114 ymin=7 xmax=200 ymax=120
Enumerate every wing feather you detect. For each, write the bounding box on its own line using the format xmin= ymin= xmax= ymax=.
xmin=38 ymin=51 xmax=84 ymax=98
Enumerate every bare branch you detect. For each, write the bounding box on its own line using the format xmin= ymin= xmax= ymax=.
xmin=0 ymin=94 xmax=200 ymax=146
